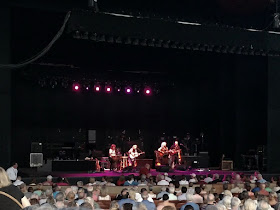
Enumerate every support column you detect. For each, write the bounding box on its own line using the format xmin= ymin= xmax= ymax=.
xmin=0 ymin=8 xmax=12 ymax=168
xmin=267 ymin=57 xmax=280 ymax=173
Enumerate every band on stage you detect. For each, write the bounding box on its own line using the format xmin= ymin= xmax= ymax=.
xmin=108 ymin=140 xmax=183 ymax=171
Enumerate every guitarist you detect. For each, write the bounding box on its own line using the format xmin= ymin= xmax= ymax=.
xmin=128 ymin=145 xmax=143 ymax=167
xmin=170 ymin=140 xmax=182 ymax=166
xmin=157 ymin=142 xmax=169 ymax=165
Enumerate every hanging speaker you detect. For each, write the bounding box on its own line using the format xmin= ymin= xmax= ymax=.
xmin=88 ymin=130 xmax=96 ymax=143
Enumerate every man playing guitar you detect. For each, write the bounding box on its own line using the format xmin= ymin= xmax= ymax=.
xmin=128 ymin=145 xmax=144 ymax=167
xmin=169 ymin=140 xmax=182 ymax=166
xmin=157 ymin=142 xmax=169 ymax=165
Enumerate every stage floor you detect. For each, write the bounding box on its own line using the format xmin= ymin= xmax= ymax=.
xmin=52 ymin=169 xmax=242 ymax=178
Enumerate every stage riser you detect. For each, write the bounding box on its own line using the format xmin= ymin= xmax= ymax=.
xmin=52 ymin=160 xmax=96 ymax=172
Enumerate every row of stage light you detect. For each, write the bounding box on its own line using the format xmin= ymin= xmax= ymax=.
xmin=72 ymin=83 xmax=155 ymax=96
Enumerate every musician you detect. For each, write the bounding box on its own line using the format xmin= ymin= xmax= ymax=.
xmin=128 ymin=145 xmax=140 ymax=167
xmin=157 ymin=142 xmax=169 ymax=165
xmin=158 ymin=142 xmax=168 ymax=153
xmin=109 ymin=144 xmax=117 ymax=170
xmin=170 ymin=140 xmax=182 ymax=165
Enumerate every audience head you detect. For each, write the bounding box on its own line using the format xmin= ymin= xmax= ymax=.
xmin=184 ymin=205 xmax=194 ymax=210
xmin=0 ymin=167 xmax=11 ymax=188
xmin=223 ymin=190 xmax=233 ymax=198
xmin=215 ymin=204 xmax=227 ymax=210
xmin=55 ymin=192 xmax=65 ymax=202
xmin=77 ymin=181 xmax=84 ymax=187
xmin=222 ymin=195 xmax=232 ymax=209
xmin=169 ymin=187 xmax=175 ymax=194
xmin=257 ymin=200 xmax=270 ymax=210
xmin=46 ymin=175 xmax=53 ymax=182
xmin=231 ymin=197 xmax=241 ymax=209
xmin=128 ymin=174 xmax=134 ymax=181
xmin=122 ymin=203 xmax=133 ymax=210
xmin=162 ymin=194 xmax=169 ymax=201
xmin=78 ymin=188 xmax=85 ymax=199
xmin=100 ymin=186 xmax=109 ymax=197
xmin=244 ymin=199 xmax=257 ymax=210
xmin=162 ymin=206 xmax=176 ymax=210
xmin=223 ymin=183 xmax=229 ymax=191
xmin=195 ymin=187 xmax=201 ymax=195
xmin=141 ymin=190 xmax=149 ymax=200
xmin=181 ymin=186 xmax=187 ymax=193
xmin=12 ymin=162 xmax=18 ymax=169
xmin=110 ymin=200 xmax=120 ymax=210
xmin=207 ymin=194 xmax=215 ymax=204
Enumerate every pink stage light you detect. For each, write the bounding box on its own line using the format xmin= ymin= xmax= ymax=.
xmin=125 ymin=87 xmax=132 ymax=94
xmin=94 ymin=85 xmax=101 ymax=92
xmin=105 ymin=86 xmax=112 ymax=93
xmin=144 ymin=87 xmax=152 ymax=95
xmin=73 ymin=83 xmax=80 ymax=91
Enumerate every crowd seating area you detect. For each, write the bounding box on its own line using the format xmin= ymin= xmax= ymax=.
xmin=6 ymin=171 xmax=280 ymax=210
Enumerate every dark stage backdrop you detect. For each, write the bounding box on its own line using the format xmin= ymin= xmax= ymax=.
xmin=11 ymin=51 xmax=267 ymax=168
xmin=9 ymin=6 xmax=268 ymax=168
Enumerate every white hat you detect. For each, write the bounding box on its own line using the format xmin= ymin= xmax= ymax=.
xmin=47 ymin=175 xmax=53 ymax=180
xmin=164 ymin=172 xmax=168 ymax=176
xmin=191 ymin=173 xmax=196 ymax=177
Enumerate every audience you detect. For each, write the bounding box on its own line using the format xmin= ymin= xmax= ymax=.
xmin=158 ymin=175 xmax=170 ymax=186
xmin=180 ymin=193 xmax=200 ymax=210
xmin=179 ymin=176 xmax=189 ymax=185
xmin=42 ymin=175 xmax=53 ymax=186
xmin=141 ymin=189 xmax=156 ymax=210
xmin=3 ymin=165 xmax=278 ymax=210
xmin=117 ymin=175 xmax=126 ymax=186
xmin=0 ymin=167 xmax=30 ymax=208
xmin=13 ymin=176 xmax=24 ymax=186
xmin=157 ymin=194 xmax=176 ymax=210
xmin=193 ymin=187 xmax=203 ymax=203
xmin=99 ymin=186 xmax=111 ymax=200
xmin=168 ymin=187 xmax=178 ymax=200
xmin=124 ymin=174 xmax=138 ymax=186
xmin=178 ymin=186 xmax=188 ymax=201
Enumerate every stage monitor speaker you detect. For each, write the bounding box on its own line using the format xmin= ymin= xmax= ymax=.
xmin=156 ymin=165 xmax=170 ymax=172
xmin=136 ymin=159 xmax=153 ymax=168
xmin=30 ymin=153 xmax=43 ymax=167
xmin=199 ymin=152 xmax=209 ymax=168
xmin=88 ymin=130 xmax=96 ymax=143
xmin=175 ymin=165 xmax=186 ymax=171
xmin=31 ymin=142 xmax=42 ymax=153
